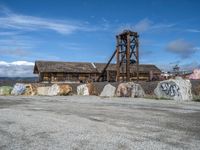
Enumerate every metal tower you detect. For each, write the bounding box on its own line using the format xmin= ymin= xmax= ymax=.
xmin=116 ymin=30 xmax=139 ymax=81
xmin=97 ymin=30 xmax=139 ymax=82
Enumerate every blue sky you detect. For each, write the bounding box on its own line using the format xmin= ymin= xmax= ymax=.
xmin=0 ymin=0 xmax=200 ymax=76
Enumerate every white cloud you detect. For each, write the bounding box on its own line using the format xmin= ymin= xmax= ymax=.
xmin=134 ymin=18 xmax=152 ymax=32
xmin=118 ymin=18 xmax=175 ymax=33
xmin=0 ymin=61 xmax=34 ymax=66
xmin=0 ymin=6 xmax=96 ymax=35
xmin=152 ymin=23 xmax=176 ymax=29
xmin=118 ymin=19 xmax=153 ymax=33
xmin=0 ymin=49 xmax=31 ymax=57
xmin=0 ymin=31 xmax=20 ymax=36
xmin=0 ymin=61 xmax=35 ymax=77
xmin=166 ymin=39 xmax=197 ymax=58
xmin=0 ymin=61 xmax=9 ymax=66
xmin=186 ymin=29 xmax=200 ymax=33
xmin=11 ymin=61 xmax=34 ymax=66
xmin=194 ymin=47 xmax=200 ymax=50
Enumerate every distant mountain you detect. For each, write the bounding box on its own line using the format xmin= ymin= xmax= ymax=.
xmin=0 ymin=77 xmax=38 ymax=86
xmin=0 ymin=77 xmax=38 ymax=80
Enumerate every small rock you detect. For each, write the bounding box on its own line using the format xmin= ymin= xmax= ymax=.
xmin=116 ymin=82 xmax=145 ymax=98
xmin=87 ymin=83 xmax=98 ymax=95
xmin=100 ymin=84 xmax=116 ymax=97
xmin=48 ymin=84 xmax=60 ymax=96
xmin=37 ymin=86 xmax=50 ymax=96
xmin=77 ymin=84 xmax=89 ymax=95
xmin=24 ymin=84 xmax=37 ymax=96
xmin=116 ymin=83 xmax=130 ymax=97
xmin=77 ymin=83 xmax=97 ymax=96
xmin=58 ymin=84 xmax=72 ymax=95
xmin=127 ymin=82 xmax=145 ymax=98
xmin=11 ymin=83 xmax=26 ymax=95
xmin=0 ymin=86 xmax=13 ymax=96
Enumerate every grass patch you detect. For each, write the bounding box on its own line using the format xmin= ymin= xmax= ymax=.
xmin=192 ymin=95 xmax=200 ymax=102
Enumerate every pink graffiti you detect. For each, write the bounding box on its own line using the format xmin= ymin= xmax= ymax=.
xmin=189 ymin=69 xmax=200 ymax=80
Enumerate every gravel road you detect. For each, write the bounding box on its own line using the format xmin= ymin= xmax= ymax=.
xmin=0 ymin=96 xmax=200 ymax=150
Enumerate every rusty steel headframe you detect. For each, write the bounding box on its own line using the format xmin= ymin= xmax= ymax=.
xmin=116 ymin=30 xmax=139 ymax=82
xmin=97 ymin=30 xmax=139 ymax=82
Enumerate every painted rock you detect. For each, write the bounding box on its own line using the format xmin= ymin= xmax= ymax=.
xmin=189 ymin=69 xmax=200 ymax=80
xmin=154 ymin=77 xmax=193 ymax=101
xmin=11 ymin=83 xmax=26 ymax=95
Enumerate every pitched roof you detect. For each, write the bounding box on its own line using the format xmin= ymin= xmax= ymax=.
xmin=34 ymin=61 xmax=98 ymax=74
xmin=130 ymin=64 xmax=161 ymax=73
xmin=94 ymin=63 xmax=161 ymax=73
xmin=34 ymin=61 xmax=161 ymax=74
xmin=93 ymin=63 xmax=116 ymax=72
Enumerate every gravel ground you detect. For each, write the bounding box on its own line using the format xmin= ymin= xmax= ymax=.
xmin=0 ymin=96 xmax=200 ymax=150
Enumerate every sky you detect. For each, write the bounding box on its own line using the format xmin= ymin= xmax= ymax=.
xmin=0 ymin=0 xmax=200 ymax=77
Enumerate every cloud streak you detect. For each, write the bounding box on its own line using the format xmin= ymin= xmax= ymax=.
xmin=166 ymin=39 xmax=198 ymax=58
xmin=186 ymin=29 xmax=200 ymax=33
xmin=118 ymin=18 xmax=176 ymax=33
xmin=0 ymin=49 xmax=31 ymax=57
xmin=0 ymin=61 xmax=34 ymax=66
xmin=0 ymin=6 xmax=97 ymax=35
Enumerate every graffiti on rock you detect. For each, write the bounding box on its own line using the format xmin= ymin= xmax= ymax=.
xmin=160 ymin=82 xmax=180 ymax=97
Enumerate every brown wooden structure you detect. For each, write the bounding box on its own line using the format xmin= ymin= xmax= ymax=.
xmin=97 ymin=30 xmax=139 ymax=82
xmin=33 ymin=61 xmax=161 ymax=82
xmin=116 ymin=30 xmax=139 ymax=81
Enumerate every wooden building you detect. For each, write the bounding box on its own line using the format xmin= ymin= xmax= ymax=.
xmin=33 ymin=61 xmax=161 ymax=82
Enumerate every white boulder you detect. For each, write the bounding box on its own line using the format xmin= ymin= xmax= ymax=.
xmin=116 ymin=82 xmax=145 ymax=98
xmin=37 ymin=84 xmax=72 ymax=96
xmin=127 ymin=82 xmax=145 ymax=98
xmin=77 ymin=83 xmax=97 ymax=96
xmin=37 ymin=87 xmax=50 ymax=96
xmin=48 ymin=84 xmax=60 ymax=96
xmin=154 ymin=77 xmax=193 ymax=101
xmin=100 ymin=84 xmax=116 ymax=97
xmin=77 ymin=84 xmax=89 ymax=95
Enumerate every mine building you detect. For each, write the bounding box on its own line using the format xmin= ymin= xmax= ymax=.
xmin=33 ymin=61 xmax=161 ymax=82
xmin=33 ymin=30 xmax=162 ymax=82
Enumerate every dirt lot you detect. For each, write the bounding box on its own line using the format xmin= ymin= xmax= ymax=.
xmin=0 ymin=96 xmax=200 ymax=150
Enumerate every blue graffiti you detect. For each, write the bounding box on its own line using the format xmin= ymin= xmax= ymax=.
xmin=161 ymin=82 xmax=180 ymax=97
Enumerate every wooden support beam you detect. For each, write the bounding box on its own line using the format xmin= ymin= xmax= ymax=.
xmin=116 ymin=35 xmax=120 ymax=81
xmin=136 ymin=37 xmax=139 ymax=82
xmin=126 ymin=33 xmax=130 ymax=81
